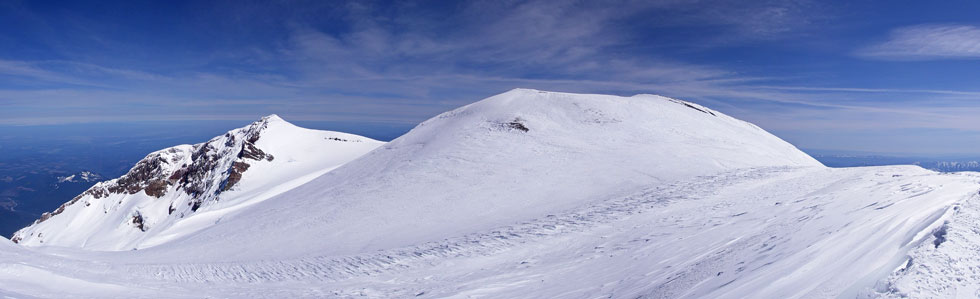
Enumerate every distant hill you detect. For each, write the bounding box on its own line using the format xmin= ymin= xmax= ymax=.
xmin=811 ymin=154 xmax=980 ymax=172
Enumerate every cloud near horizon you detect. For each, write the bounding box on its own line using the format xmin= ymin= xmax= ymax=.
xmin=857 ymin=25 xmax=980 ymax=60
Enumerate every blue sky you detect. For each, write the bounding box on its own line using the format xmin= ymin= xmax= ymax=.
xmin=2 ymin=1 xmax=980 ymax=155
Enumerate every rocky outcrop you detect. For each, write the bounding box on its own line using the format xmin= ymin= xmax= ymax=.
xmin=10 ymin=114 xmax=385 ymax=249
xmin=26 ymin=115 xmax=280 ymax=227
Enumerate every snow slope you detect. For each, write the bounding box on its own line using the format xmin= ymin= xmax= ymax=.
xmin=130 ymin=88 xmax=823 ymax=262
xmin=2 ymin=89 xmax=977 ymax=298
xmin=280 ymin=166 xmax=975 ymax=298
xmin=11 ymin=115 xmax=383 ymax=250
xmin=876 ymin=171 xmax=980 ymax=298
xmin=1 ymin=167 xmax=977 ymax=298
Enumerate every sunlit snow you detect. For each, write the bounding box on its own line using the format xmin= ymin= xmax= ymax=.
xmin=1 ymin=89 xmax=977 ymax=298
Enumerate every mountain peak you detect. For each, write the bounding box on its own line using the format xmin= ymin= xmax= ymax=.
xmin=500 ymin=88 xmax=595 ymax=98
xmin=232 ymin=114 xmax=301 ymax=141
xmin=499 ymin=88 xmax=670 ymax=101
xmin=12 ymin=115 xmax=384 ymax=249
xmin=250 ymin=114 xmax=291 ymax=131
xmin=260 ymin=114 xmax=285 ymax=123
xmin=429 ymin=89 xmax=717 ymax=131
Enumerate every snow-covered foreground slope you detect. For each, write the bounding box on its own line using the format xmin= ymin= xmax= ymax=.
xmin=12 ymin=115 xmax=383 ymax=250
xmin=288 ymin=167 xmax=978 ymax=298
xmin=3 ymin=89 xmax=978 ymax=298
xmin=879 ymin=171 xmax=980 ymax=298
xmin=1 ymin=167 xmax=977 ymax=298
xmin=0 ymin=238 xmax=131 ymax=298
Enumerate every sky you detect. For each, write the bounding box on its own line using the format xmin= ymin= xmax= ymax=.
xmin=1 ymin=0 xmax=980 ymax=155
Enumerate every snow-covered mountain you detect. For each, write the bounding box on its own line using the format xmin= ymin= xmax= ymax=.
xmin=928 ymin=161 xmax=980 ymax=172
xmin=128 ymin=89 xmax=823 ymax=262
xmin=2 ymin=89 xmax=978 ymax=298
xmin=11 ymin=115 xmax=383 ymax=250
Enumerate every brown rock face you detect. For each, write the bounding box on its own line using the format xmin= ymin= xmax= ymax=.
xmin=23 ymin=117 xmax=279 ymax=230
xmin=223 ymin=161 xmax=251 ymax=192
xmin=145 ymin=180 xmax=169 ymax=197
xmin=240 ymin=140 xmax=273 ymax=161
xmin=83 ymin=125 xmax=274 ymax=200
xmin=104 ymin=154 xmax=171 ymax=197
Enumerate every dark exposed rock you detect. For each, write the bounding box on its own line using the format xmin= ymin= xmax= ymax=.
xmin=223 ymin=162 xmax=251 ymax=191
xmin=175 ymin=144 xmax=223 ymax=196
xmin=105 ymin=153 xmax=171 ymax=197
xmin=132 ymin=212 xmax=146 ymax=232
xmin=327 ymin=137 xmax=361 ymax=142
xmin=668 ymin=98 xmax=717 ymax=116
xmin=145 ymin=180 xmax=169 ymax=197
xmin=37 ymin=212 xmax=52 ymax=224
xmin=224 ymin=133 xmax=235 ymax=147
xmin=240 ymin=142 xmax=269 ymax=161
xmin=507 ymin=120 xmax=529 ymax=132
xmin=682 ymin=103 xmax=716 ymax=116
xmin=933 ymin=222 xmax=949 ymax=248
xmin=168 ymin=167 xmax=188 ymax=183
xmin=246 ymin=131 xmax=260 ymax=144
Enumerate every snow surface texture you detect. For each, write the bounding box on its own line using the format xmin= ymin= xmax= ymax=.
xmin=875 ymin=171 xmax=980 ymax=298
xmin=12 ymin=115 xmax=383 ymax=250
xmin=1 ymin=89 xmax=977 ymax=298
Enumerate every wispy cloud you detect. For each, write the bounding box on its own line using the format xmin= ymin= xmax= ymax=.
xmin=4 ymin=0 xmax=980 ymax=156
xmin=857 ymin=24 xmax=980 ymax=60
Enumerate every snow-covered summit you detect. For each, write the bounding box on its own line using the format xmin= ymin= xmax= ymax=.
xmin=135 ymin=89 xmax=824 ymax=261
xmin=11 ymin=115 xmax=383 ymax=250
